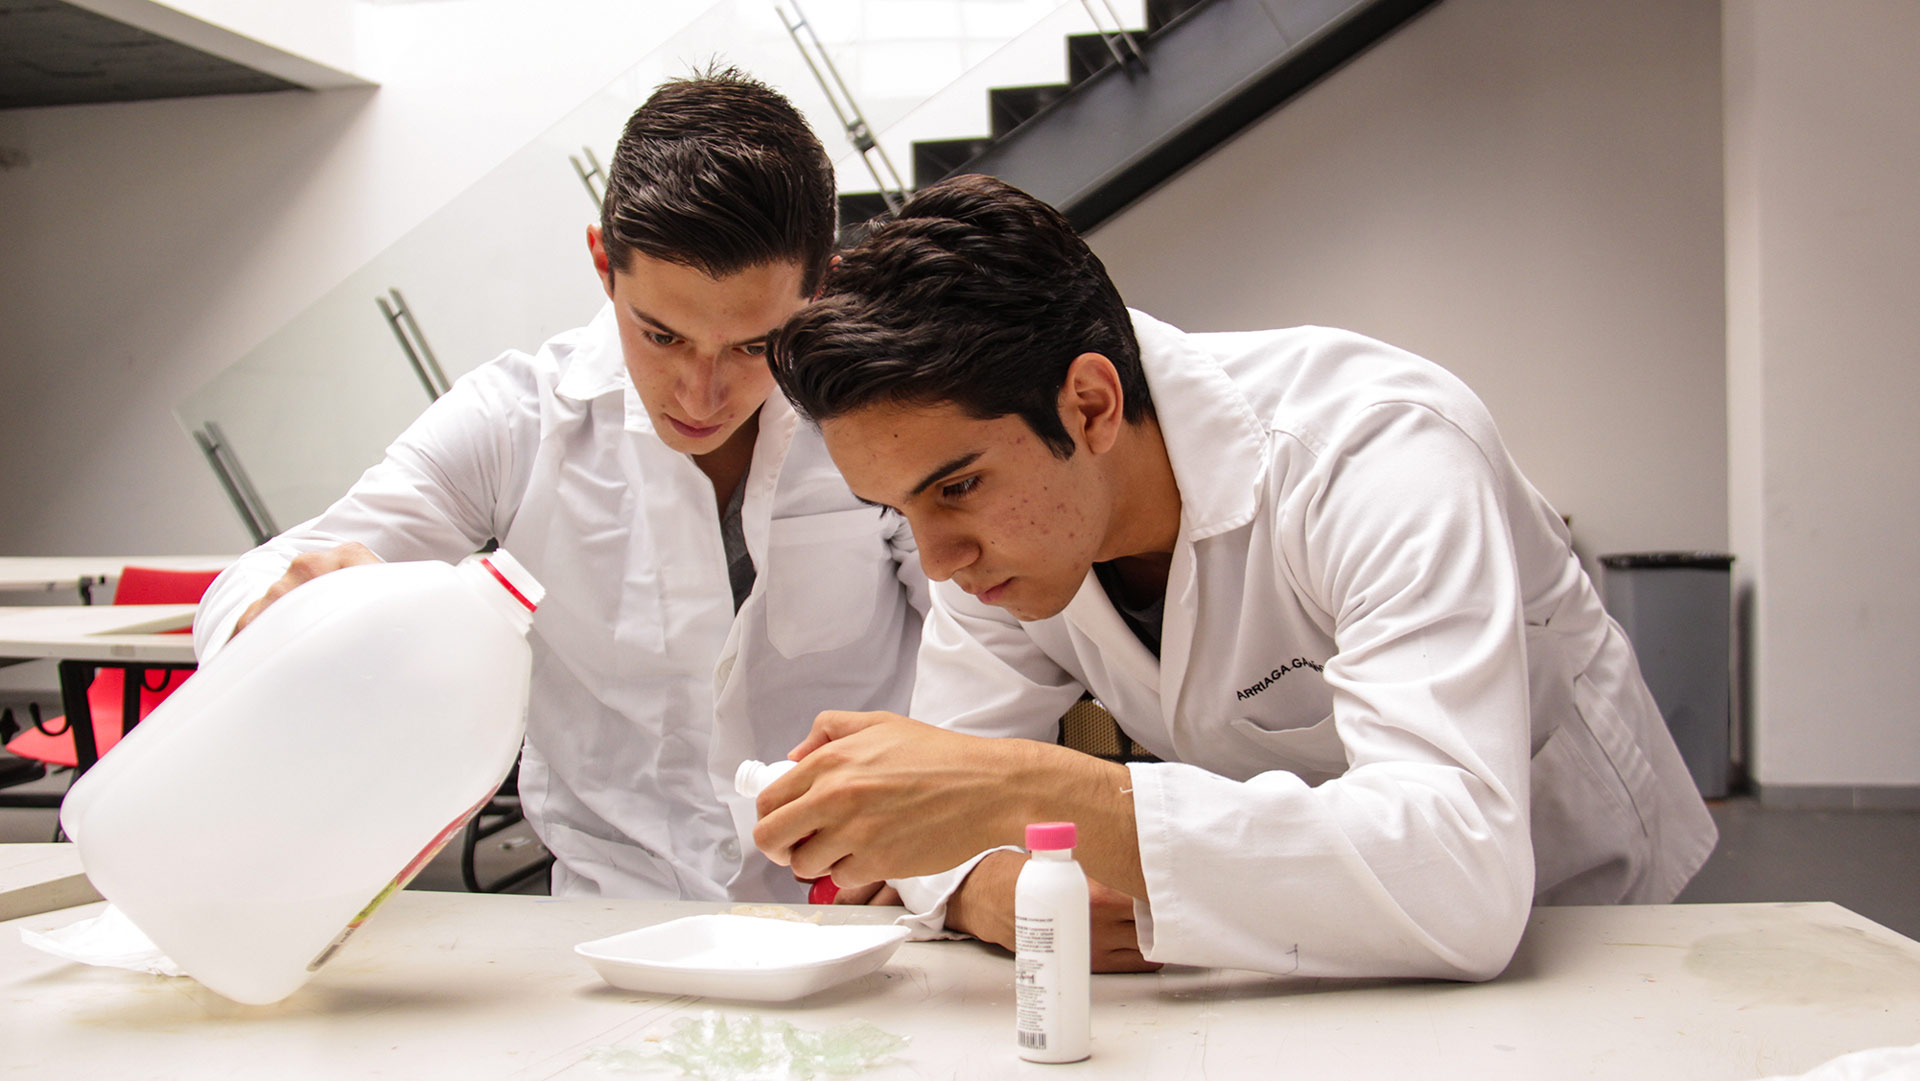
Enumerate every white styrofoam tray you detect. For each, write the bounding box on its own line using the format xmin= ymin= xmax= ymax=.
xmin=575 ymin=914 xmax=910 ymax=1001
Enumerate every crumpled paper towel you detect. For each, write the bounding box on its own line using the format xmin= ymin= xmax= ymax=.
xmin=21 ymin=903 xmax=185 ymax=977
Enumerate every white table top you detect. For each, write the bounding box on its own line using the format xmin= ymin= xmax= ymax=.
xmin=5 ymin=887 xmax=1917 ymax=1080
xmin=0 ymin=604 xmax=199 ymax=663
xmin=0 ymin=556 xmax=233 ymax=596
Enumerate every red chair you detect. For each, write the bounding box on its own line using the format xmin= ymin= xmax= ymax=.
xmin=4 ymin=565 xmax=221 ymax=769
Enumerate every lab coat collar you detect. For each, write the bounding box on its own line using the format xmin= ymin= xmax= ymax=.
xmin=741 ymin=392 xmax=798 ymax=565
xmin=1128 ymin=310 xmax=1268 ymax=543
xmin=1072 ymin=311 xmax=1264 ymax=727
xmin=553 ymin=303 xmax=631 ymax=405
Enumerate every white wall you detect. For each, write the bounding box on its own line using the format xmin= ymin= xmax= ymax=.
xmin=0 ymin=0 xmax=709 ymax=555
xmin=1089 ymin=0 xmax=1729 ymax=579
xmin=1726 ymin=0 xmax=1920 ymax=793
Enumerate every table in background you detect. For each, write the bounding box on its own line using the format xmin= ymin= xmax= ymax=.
xmin=0 ymin=604 xmax=198 ymax=781
xmin=5 ymin=891 xmax=1917 ymax=1080
xmin=0 ymin=842 xmax=96 ymax=920
xmin=0 ymin=556 xmax=233 ymax=605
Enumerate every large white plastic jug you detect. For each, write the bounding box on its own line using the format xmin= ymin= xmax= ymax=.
xmin=61 ymin=551 xmax=544 ymax=1005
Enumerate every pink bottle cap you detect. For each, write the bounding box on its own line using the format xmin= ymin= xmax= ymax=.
xmin=1025 ymin=822 xmax=1077 ymax=850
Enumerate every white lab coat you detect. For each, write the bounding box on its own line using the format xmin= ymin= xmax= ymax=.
xmin=901 ymin=312 xmax=1716 ymax=980
xmin=196 ymin=304 xmax=928 ymax=901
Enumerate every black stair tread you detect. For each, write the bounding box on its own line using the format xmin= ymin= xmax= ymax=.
xmin=913 ymin=136 xmax=995 ymax=188
xmin=836 ymin=190 xmax=892 ymax=216
xmin=1146 ymin=0 xmax=1210 ymax=34
xmin=835 ymin=190 xmax=895 ymax=245
xmin=1066 ymin=31 xmax=1148 ymax=86
xmin=989 ymin=83 xmax=1075 ymax=139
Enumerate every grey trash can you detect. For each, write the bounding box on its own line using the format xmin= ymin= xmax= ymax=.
xmin=1599 ymin=552 xmax=1734 ymax=799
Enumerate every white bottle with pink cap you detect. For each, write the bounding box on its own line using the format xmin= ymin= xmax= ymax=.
xmin=1014 ymin=820 xmax=1091 ymax=1062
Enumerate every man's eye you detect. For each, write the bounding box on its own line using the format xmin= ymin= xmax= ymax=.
xmin=941 ymin=476 xmax=980 ymax=500
xmin=645 ymin=331 xmax=679 ymax=347
xmin=739 ymin=341 xmax=769 ymax=357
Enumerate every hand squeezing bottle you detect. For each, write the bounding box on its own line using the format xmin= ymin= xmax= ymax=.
xmin=61 ymin=552 xmax=544 ymax=1005
xmin=735 ymin=759 xmax=840 ymax=904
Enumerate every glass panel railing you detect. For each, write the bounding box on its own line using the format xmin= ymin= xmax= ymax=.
xmin=175 ymin=0 xmax=1153 ymax=540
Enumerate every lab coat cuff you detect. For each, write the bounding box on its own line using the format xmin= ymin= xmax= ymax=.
xmin=889 ymin=846 xmax=1021 ymax=941
xmin=1127 ymin=760 xmax=1173 ymax=961
xmin=194 ymin=603 xmax=246 ymax=666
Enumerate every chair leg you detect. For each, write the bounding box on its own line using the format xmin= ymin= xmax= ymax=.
xmin=459 ymin=765 xmax=554 ymax=893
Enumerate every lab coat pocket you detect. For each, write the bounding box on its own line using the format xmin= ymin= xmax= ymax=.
xmin=1570 ymin=672 xmax=1658 ymax=832
xmin=1226 ymin=715 xmax=1349 ymax=786
xmin=764 ymin=508 xmax=889 ymax=658
xmin=1527 ymin=678 xmax=1655 ymax=903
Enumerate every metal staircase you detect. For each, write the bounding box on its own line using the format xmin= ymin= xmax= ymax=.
xmin=835 ymin=0 xmax=1441 ymax=236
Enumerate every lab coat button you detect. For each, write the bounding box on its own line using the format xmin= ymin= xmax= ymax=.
xmin=720 ymin=838 xmax=741 ymax=862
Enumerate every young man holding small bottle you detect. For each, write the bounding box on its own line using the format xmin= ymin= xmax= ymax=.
xmin=749 ymin=174 xmax=1716 ymax=981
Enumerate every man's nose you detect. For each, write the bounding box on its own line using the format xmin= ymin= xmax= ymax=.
xmin=914 ymin=520 xmax=976 ymax=583
xmin=677 ymin=354 xmax=724 ymax=417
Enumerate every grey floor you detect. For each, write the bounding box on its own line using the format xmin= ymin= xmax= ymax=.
xmin=1677 ymin=797 xmax=1920 ymax=939
xmin=4 ymin=778 xmax=1917 ymax=934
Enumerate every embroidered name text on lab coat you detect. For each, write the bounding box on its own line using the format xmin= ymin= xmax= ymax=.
xmin=1236 ymin=658 xmax=1325 ymax=701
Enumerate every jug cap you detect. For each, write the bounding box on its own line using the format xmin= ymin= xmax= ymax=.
xmin=479 ymin=550 xmax=545 ymax=611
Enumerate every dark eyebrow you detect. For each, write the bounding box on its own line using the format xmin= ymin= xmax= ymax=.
xmin=909 ymin=452 xmax=982 ymax=499
xmin=629 ymin=304 xmax=774 ymax=350
xmin=628 ymin=305 xmax=687 ymax=342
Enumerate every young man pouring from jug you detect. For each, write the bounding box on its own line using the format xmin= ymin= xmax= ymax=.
xmin=197 ymin=72 xmax=927 ymax=902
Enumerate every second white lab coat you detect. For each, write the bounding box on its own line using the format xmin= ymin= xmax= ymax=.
xmin=901 ymin=312 xmax=1715 ymax=980
xmin=196 ymin=304 xmax=928 ymax=901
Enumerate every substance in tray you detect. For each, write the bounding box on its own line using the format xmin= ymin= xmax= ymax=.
xmin=588 ymin=1011 xmax=908 ymax=1079
xmin=727 ymin=904 xmax=824 ymax=924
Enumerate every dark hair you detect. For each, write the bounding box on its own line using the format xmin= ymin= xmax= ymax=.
xmin=772 ymin=174 xmax=1150 ymax=459
xmin=600 ymin=67 xmax=835 ymax=296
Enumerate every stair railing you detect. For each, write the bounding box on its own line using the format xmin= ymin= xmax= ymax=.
xmin=776 ymin=0 xmax=909 ymax=214
xmin=1078 ymin=0 xmax=1148 ymax=72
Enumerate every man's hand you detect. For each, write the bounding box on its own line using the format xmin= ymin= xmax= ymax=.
xmin=947 ymin=850 xmax=1159 ymax=973
xmin=826 ymin=881 xmax=902 ymax=906
xmin=752 ymin=709 xmax=1146 ymax=899
xmin=233 ymin=542 xmax=381 ymax=635
xmin=753 ymin=711 xmax=1037 ymax=887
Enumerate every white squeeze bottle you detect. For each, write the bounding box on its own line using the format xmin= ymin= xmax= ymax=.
xmin=1015 ymin=821 xmax=1091 ymax=1063
xmin=61 ymin=552 xmax=543 ymax=1006
xmin=734 ymin=758 xmax=798 ymax=797
xmin=734 ymin=759 xmax=839 ymax=904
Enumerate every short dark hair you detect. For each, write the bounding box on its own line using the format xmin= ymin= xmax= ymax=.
xmin=600 ymin=68 xmax=835 ymax=296
xmin=772 ymin=174 xmax=1150 ymax=459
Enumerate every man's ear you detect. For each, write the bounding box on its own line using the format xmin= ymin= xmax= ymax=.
xmin=1061 ymin=352 xmax=1125 ymax=456
xmin=586 ymin=224 xmax=615 ymax=299
xmin=812 ymin=253 xmax=842 ymax=300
